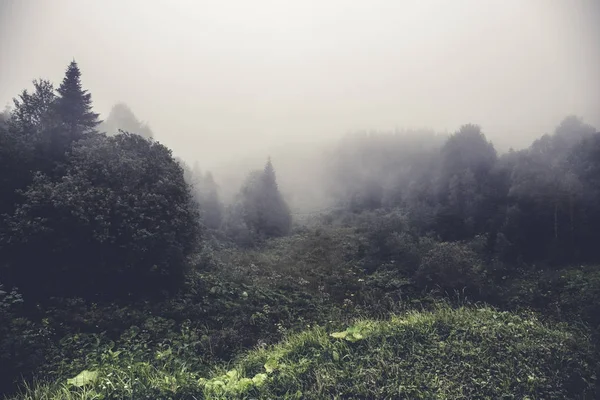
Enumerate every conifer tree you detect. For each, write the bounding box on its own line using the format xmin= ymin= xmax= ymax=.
xmin=241 ymin=158 xmax=292 ymax=238
xmin=225 ymin=158 xmax=292 ymax=243
xmin=262 ymin=158 xmax=292 ymax=237
xmin=263 ymin=157 xmax=278 ymax=191
xmin=100 ymin=102 xmax=153 ymax=139
xmin=201 ymin=172 xmax=224 ymax=229
xmin=55 ymin=60 xmax=101 ymax=137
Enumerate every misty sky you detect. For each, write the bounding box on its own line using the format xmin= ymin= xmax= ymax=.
xmin=1 ymin=0 xmax=599 ymax=168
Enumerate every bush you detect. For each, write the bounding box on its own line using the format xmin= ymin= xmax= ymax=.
xmin=415 ymin=241 xmax=484 ymax=295
xmin=558 ymin=267 xmax=600 ymax=330
xmin=0 ymin=285 xmax=55 ymax=395
xmin=499 ymin=266 xmax=600 ymax=333
xmin=1 ymin=133 xmax=201 ymax=300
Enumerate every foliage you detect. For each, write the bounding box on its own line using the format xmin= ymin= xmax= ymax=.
xmin=496 ymin=266 xmax=600 ymax=334
xmin=3 ymin=62 xmax=600 ymax=400
xmin=226 ymin=159 xmax=292 ymax=244
xmin=178 ymin=160 xmax=225 ymax=230
xmin=1 ymin=133 xmax=201 ymax=300
xmin=0 ymin=285 xmax=54 ymax=395
xmin=54 ymin=60 xmax=101 ymax=136
xmin=2 ymin=80 xmax=61 ymax=192
xmin=415 ymin=241 xmax=485 ymax=295
xmin=327 ymin=129 xmax=445 ymax=212
xmin=9 ymin=79 xmax=57 ymax=137
xmin=0 ymin=64 xmax=103 ymax=217
xmin=8 ymin=306 xmax=597 ymax=399
xmin=0 ymin=115 xmax=31 ymax=217
xmin=326 ymin=116 xmax=600 ymax=267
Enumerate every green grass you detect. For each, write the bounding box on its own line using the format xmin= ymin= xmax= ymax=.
xmin=8 ymin=306 xmax=597 ymax=399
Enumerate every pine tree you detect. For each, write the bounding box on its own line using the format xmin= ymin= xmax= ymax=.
xmin=435 ymin=124 xmax=497 ymax=239
xmin=228 ymin=158 xmax=292 ymax=242
xmin=55 ymin=60 xmax=101 ymax=137
xmin=262 ymin=157 xmax=277 ymax=190
xmin=257 ymin=158 xmax=292 ymax=237
xmin=201 ymin=172 xmax=224 ymax=229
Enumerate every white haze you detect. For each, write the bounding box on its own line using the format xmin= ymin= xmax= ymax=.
xmin=1 ymin=0 xmax=599 ymax=209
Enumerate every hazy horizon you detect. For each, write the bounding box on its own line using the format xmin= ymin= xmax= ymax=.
xmin=1 ymin=0 xmax=599 ymax=170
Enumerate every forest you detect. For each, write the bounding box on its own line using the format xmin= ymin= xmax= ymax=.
xmin=1 ymin=61 xmax=599 ymax=399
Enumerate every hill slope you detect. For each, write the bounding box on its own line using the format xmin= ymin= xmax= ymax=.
xmin=10 ymin=306 xmax=597 ymax=399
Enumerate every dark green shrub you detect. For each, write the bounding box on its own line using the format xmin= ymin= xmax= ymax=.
xmin=557 ymin=267 xmax=600 ymax=330
xmin=500 ymin=266 xmax=600 ymax=333
xmin=1 ymin=133 xmax=201 ymax=300
xmin=415 ymin=241 xmax=484 ymax=295
xmin=0 ymin=285 xmax=55 ymax=395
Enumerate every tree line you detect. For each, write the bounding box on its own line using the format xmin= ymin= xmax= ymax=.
xmin=0 ymin=61 xmax=292 ymax=302
xmin=327 ymin=117 xmax=600 ymax=267
xmin=1 ymin=59 xmax=599 ymax=399
xmin=2 ymin=60 xmax=598 ymax=305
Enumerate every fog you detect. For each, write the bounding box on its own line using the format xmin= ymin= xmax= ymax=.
xmin=1 ymin=0 xmax=599 ymax=174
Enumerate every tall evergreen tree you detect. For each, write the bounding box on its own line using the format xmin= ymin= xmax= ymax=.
xmin=504 ymin=118 xmax=598 ymax=263
xmin=201 ymin=172 xmax=224 ymax=230
xmin=226 ymin=158 xmax=292 ymax=243
xmin=435 ymin=124 xmax=498 ymax=239
xmin=55 ymin=60 xmax=101 ymax=137
xmin=262 ymin=158 xmax=278 ymax=192
xmin=262 ymin=158 xmax=292 ymax=236
xmin=255 ymin=158 xmax=292 ymax=237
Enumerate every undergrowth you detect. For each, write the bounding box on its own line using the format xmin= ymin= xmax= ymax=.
xmin=8 ymin=305 xmax=597 ymax=399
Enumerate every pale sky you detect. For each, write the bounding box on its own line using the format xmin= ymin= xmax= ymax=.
xmin=1 ymin=0 xmax=599 ymax=169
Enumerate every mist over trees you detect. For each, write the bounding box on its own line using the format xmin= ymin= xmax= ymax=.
xmin=223 ymin=158 xmax=292 ymax=245
xmin=99 ymin=102 xmax=154 ymax=139
xmin=323 ymin=117 xmax=600 ymax=267
xmin=1 ymin=61 xmax=599 ymax=398
xmin=178 ymin=159 xmax=225 ymax=231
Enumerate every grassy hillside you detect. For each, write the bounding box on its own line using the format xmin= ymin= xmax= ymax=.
xmin=10 ymin=306 xmax=597 ymax=399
